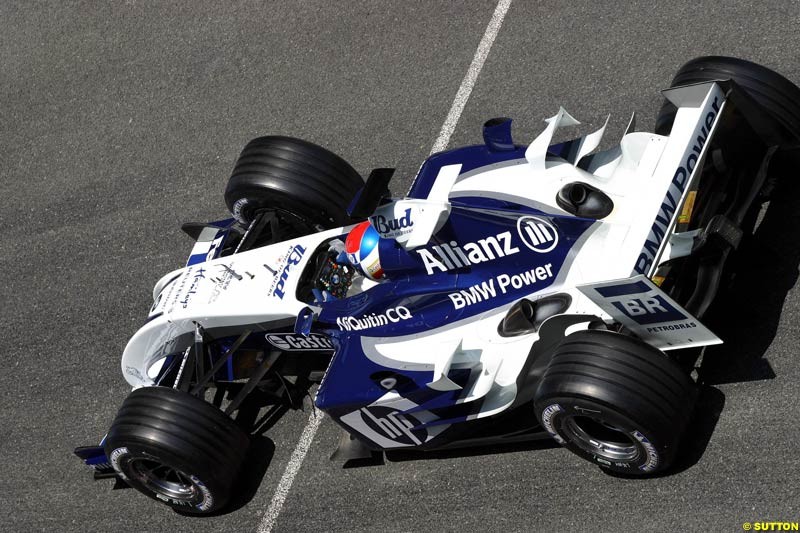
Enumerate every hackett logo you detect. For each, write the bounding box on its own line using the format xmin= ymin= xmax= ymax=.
xmin=370 ymin=208 xmax=413 ymax=237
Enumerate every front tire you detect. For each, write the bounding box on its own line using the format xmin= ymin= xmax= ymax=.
xmin=224 ymin=136 xmax=364 ymax=228
xmin=533 ymin=330 xmax=697 ymax=475
xmin=104 ymin=386 xmax=250 ymax=514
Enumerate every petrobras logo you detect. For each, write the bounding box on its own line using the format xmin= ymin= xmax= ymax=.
xmin=369 ymin=208 xmax=414 ymax=239
xmin=336 ymin=306 xmax=412 ymax=331
xmin=265 ymin=333 xmax=334 ymax=351
xmin=415 ymin=230 xmax=520 ymax=275
xmin=516 ymin=216 xmax=558 ymax=253
xmin=273 ymin=245 xmax=306 ymax=299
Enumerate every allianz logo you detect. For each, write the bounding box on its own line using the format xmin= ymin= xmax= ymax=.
xmin=517 ymin=216 xmax=558 ymax=253
xmin=416 ymin=231 xmax=518 ymax=275
xmin=416 ymin=216 xmax=559 ymax=275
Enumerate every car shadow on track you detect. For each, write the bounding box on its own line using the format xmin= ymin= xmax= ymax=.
xmin=178 ymin=434 xmax=276 ymax=517
xmin=383 ymin=438 xmax=560 ymax=465
xmin=700 ymin=156 xmax=800 ymax=385
xmin=323 ymin=437 xmax=561 ymax=470
xmin=608 ymin=157 xmax=800 ymax=479
xmin=225 ymin=435 xmax=277 ymax=513
xmin=204 ymin=403 xmax=292 ymax=515
xmin=655 ymin=158 xmax=800 ymax=477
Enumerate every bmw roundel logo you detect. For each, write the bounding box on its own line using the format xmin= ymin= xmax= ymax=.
xmin=517 ymin=216 xmax=559 ymax=253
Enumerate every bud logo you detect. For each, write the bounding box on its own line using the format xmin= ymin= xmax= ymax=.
xmin=415 ymin=231 xmax=519 ymax=275
xmin=265 ymin=333 xmax=334 ymax=351
xmin=369 ymin=208 xmax=413 ymax=238
xmin=272 ymin=245 xmax=306 ymax=299
xmin=517 ymin=216 xmax=558 ymax=253
xmin=336 ymin=306 xmax=412 ymax=331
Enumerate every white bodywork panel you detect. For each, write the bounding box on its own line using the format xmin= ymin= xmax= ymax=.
xmin=121 ymin=226 xmax=353 ymax=387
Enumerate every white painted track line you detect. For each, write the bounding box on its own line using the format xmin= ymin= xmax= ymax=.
xmin=256 ymin=408 xmax=325 ymax=533
xmin=255 ymin=2 xmax=513 ymax=531
xmin=429 ymin=0 xmax=513 ymax=155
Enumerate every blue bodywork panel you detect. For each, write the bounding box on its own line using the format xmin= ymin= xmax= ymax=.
xmin=315 ymin=195 xmax=596 ymax=431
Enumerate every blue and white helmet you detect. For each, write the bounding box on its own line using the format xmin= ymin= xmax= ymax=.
xmin=345 ymin=221 xmax=384 ymax=280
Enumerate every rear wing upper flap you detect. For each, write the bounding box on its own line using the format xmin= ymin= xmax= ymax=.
xmin=664 ymin=79 xmax=795 ymax=148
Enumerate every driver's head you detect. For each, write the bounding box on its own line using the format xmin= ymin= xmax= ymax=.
xmin=345 ymin=221 xmax=385 ymax=280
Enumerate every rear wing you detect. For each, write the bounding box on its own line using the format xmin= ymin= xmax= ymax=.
xmin=630 ymin=80 xmax=788 ymax=317
xmin=627 ymin=81 xmax=726 ymax=278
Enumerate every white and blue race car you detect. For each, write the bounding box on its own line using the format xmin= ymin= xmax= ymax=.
xmin=75 ymin=56 xmax=800 ymax=514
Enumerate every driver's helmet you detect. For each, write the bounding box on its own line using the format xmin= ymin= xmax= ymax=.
xmin=345 ymin=221 xmax=384 ymax=280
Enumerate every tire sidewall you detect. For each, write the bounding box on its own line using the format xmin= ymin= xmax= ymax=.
xmin=537 ymin=397 xmax=665 ymax=474
xmin=230 ymin=197 xmax=251 ymax=225
xmin=656 ymin=56 xmax=800 ymax=139
xmin=107 ymin=442 xmax=220 ymax=514
xmin=224 ymin=136 xmax=363 ymax=228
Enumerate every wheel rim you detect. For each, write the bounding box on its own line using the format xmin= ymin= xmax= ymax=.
xmin=563 ymin=416 xmax=639 ymax=462
xmin=128 ymin=458 xmax=199 ymax=502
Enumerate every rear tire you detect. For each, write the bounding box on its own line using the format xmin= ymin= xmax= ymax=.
xmin=655 ymin=56 xmax=800 ymax=141
xmin=224 ymin=136 xmax=364 ymax=228
xmin=104 ymin=386 xmax=250 ymax=514
xmin=533 ymin=330 xmax=696 ymax=475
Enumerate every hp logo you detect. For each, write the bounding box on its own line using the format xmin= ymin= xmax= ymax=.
xmin=517 ymin=216 xmax=558 ymax=253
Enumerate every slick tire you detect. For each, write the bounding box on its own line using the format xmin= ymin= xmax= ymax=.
xmin=655 ymin=56 xmax=800 ymax=142
xmin=224 ymin=136 xmax=364 ymax=228
xmin=533 ymin=330 xmax=697 ymax=475
xmin=104 ymin=386 xmax=250 ymax=514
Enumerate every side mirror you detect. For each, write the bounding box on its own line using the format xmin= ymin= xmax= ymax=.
xmin=347 ymin=168 xmax=394 ymax=219
xmin=294 ymin=306 xmax=315 ymax=336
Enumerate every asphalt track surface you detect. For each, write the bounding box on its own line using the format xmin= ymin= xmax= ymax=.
xmin=2 ymin=1 xmax=800 ymax=532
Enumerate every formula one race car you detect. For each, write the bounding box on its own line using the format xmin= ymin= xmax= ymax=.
xmin=76 ymin=57 xmax=800 ymax=514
